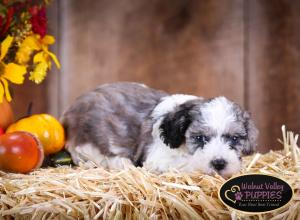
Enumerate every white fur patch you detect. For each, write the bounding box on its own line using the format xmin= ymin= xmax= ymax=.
xmin=143 ymin=143 xmax=190 ymax=172
xmin=152 ymin=94 xmax=198 ymax=119
xmin=67 ymin=143 xmax=106 ymax=166
xmin=200 ymin=96 xmax=236 ymax=134
xmin=67 ymin=143 xmax=132 ymax=169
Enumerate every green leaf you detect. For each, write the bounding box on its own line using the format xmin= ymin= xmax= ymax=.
xmin=0 ymin=4 xmax=7 ymax=16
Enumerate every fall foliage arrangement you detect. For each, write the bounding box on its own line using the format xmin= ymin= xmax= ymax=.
xmin=0 ymin=0 xmax=60 ymax=103
xmin=0 ymin=0 xmax=65 ymax=174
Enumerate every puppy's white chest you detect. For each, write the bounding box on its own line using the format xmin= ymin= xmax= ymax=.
xmin=143 ymin=142 xmax=190 ymax=172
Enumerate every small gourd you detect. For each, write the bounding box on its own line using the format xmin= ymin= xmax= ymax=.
xmin=0 ymin=99 xmax=14 ymax=129
xmin=50 ymin=150 xmax=73 ymax=167
xmin=6 ymin=114 xmax=65 ymax=155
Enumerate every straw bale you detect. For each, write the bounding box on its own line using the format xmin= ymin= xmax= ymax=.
xmin=0 ymin=126 xmax=299 ymax=220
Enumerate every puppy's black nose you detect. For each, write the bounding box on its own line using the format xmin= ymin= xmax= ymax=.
xmin=211 ymin=159 xmax=227 ymax=171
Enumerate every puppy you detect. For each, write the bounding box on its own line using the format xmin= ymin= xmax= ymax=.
xmin=61 ymin=82 xmax=258 ymax=177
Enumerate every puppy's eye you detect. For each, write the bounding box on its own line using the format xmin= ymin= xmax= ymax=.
xmin=228 ymin=136 xmax=240 ymax=146
xmin=193 ymin=135 xmax=210 ymax=147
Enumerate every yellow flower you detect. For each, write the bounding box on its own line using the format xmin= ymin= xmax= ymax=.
xmin=0 ymin=35 xmax=27 ymax=103
xmin=16 ymin=35 xmax=40 ymax=64
xmin=29 ymin=62 xmax=48 ymax=84
xmin=16 ymin=34 xmax=60 ymax=84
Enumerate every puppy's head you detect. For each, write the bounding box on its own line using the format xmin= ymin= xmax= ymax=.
xmin=159 ymin=96 xmax=258 ymax=177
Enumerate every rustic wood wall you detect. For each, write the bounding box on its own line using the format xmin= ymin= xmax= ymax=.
xmin=248 ymin=0 xmax=300 ymax=151
xmin=11 ymin=0 xmax=300 ymax=152
xmin=58 ymin=0 xmax=244 ymax=105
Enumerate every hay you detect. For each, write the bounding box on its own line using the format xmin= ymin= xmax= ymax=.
xmin=0 ymin=126 xmax=300 ymax=220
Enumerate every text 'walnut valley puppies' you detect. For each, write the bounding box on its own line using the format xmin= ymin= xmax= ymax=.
xmin=61 ymin=82 xmax=258 ymax=177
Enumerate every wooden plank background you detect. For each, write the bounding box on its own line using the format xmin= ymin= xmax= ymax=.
xmin=248 ymin=0 xmax=300 ymax=151
xmin=11 ymin=0 xmax=300 ymax=152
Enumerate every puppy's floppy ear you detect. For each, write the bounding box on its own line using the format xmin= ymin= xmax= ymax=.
xmin=159 ymin=103 xmax=194 ymax=149
xmin=242 ymin=111 xmax=259 ymax=155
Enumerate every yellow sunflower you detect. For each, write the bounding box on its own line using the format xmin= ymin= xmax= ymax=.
xmin=0 ymin=36 xmax=27 ymax=103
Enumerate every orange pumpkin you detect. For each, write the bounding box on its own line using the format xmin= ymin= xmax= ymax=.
xmin=0 ymin=99 xmax=14 ymax=129
xmin=0 ymin=131 xmax=44 ymax=173
xmin=6 ymin=114 xmax=65 ymax=155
